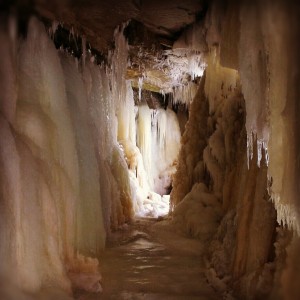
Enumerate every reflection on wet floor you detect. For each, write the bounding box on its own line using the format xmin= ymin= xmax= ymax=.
xmin=75 ymin=218 xmax=219 ymax=300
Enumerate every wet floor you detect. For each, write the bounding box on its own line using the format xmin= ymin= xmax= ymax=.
xmin=75 ymin=218 xmax=220 ymax=300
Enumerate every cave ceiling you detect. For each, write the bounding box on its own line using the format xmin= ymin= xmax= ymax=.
xmin=34 ymin=0 xmax=205 ymax=49
xmin=11 ymin=0 xmax=208 ymax=93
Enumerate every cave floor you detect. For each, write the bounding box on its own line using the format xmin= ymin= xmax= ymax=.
xmin=75 ymin=217 xmax=220 ymax=300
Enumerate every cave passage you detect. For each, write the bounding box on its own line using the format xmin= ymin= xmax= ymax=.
xmin=0 ymin=1 xmax=300 ymax=300
xmin=75 ymin=217 xmax=219 ymax=299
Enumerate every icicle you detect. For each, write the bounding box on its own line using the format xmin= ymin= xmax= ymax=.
xmin=138 ymin=76 xmax=143 ymax=101
xmin=110 ymin=23 xmax=129 ymax=107
xmin=82 ymin=35 xmax=86 ymax=69
xmin=257 ymin=139 xmax=263 ymax=167
xmin=246 ymin=134 xmax=253 ymax=169
xmin=50 ymin=20 xmax=59 ymax=38
xmin=69 ymin=26 xmax=74 ymax=42
xmin=264 ymin=144 xmax=269 ymax=166
xmin=187 ymin=51 xmax=206 ymax=80
xmin=137 ymin=105 xmax=153 ymax=188
xmin=172 ymin=82 xmax=198 ymax=105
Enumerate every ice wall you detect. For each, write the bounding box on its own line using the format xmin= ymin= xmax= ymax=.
xmin=0 ymin=18 xmax=65 ymax=294
xmin=83 ymin=61 xmax=117 ymax=233
xmin=0 ymin=16 xmax=138 ymax=296
xmin=0 ymin=14 xmax=183 ymax=296
xmin=60 ymin=53 xmax=105 ymax=257
xmin=15 ymin=17 xmax=81 ymax=293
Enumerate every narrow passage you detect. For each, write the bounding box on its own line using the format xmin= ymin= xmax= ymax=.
xmin=76 ymin=218 xmax=220 ymax=300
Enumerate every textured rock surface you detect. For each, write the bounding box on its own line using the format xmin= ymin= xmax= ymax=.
xmin=33 ymin=0 xmax=205 ymax=51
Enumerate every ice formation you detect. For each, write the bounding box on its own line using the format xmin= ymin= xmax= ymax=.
xmin=60 ymin=53 xmax=104 ymax=257
xmin=154 ymin=49 xmax=207 ymax=93
xmin=132 ymin=104 xmax=181 ymax=217
xmin=170 ymin=1 xmax=300 ymax=298
xmin=173 ymin=182 xmax=222 ymax=240
xmin=0 ymin=14 xmax=184 ymax=295
xmin=177 ymin=0 xmax=300 ymax=238
xmin=170 ymin=75 xmax=209 ymax=210
xmin=171 ymin=81 xmax=199 ymax=106
xmin=151 ymin=107 xmax=181 ymax=195
xmin=1 ymin=1 xmax=298 ymax=299
xmin=237 ymin=2 xmax=300 ymax=234
xmin=204 ymin=47 xmax=238 ymax=114
xmin=170 ymin=46 xmax=277 ymax=298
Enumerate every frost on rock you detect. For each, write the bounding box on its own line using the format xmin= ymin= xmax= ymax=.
xmin=170 ymin=75 xmax=209 ymax=209
xmin=153 ymin=47 xmax=207 ymax=96
xmin=173 ymin=183 xmax=222 ymax=241
xmin=204 ymin=47 xmax=238 ymax=114
xmin=170 ymin=32 xmax=279 ymax=298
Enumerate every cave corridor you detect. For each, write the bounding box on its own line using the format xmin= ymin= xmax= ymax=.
xmin=0 ymin=0 xmax=300 ymax=299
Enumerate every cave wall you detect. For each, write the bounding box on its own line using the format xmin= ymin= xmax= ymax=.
xmin=0 ymin=0 xmax=299 ymax=298
xmin=0 ymin=16 xmax=137 ymax=295
xmin=0 ymin=13 xmax=183 ymax=296
xmin=171 ymin=0 xmax=300 ymax=299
